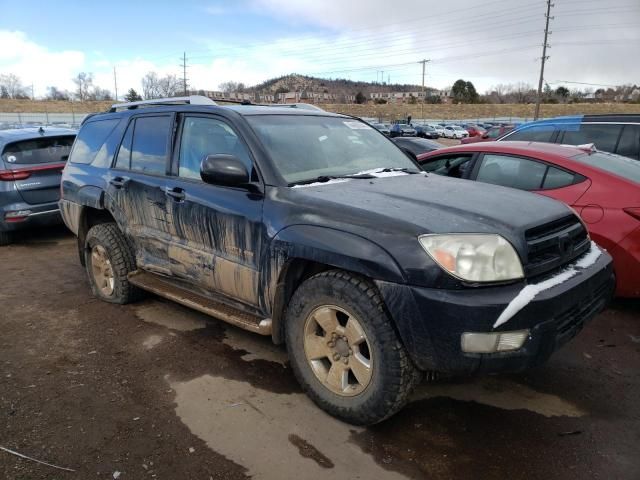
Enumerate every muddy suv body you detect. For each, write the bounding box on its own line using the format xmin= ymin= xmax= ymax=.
xmin=60 ymin=96 xmax=615 ymax=424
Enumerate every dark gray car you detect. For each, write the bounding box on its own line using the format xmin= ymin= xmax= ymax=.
xmin=0 ymin=127 xmax=76 ymax=245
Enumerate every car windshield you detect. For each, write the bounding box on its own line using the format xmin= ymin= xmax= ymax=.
xmin=247 ymin=115 xmax=418 ymax=184
xmin=571 ymin=151 xmax=640 ymax=184
xmin=453 ymin=126 xmax=465 ymax=131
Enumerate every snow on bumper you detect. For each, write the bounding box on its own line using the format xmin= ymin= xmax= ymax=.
xmin=376 ymin=245 xmax=614 ymax=374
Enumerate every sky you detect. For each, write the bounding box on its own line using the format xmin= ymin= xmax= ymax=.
xmin=0 ymin=0 xmax=638 ymax=98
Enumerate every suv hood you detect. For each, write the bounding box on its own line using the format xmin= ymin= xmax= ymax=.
xmin=286 ymin=173 xmax=571 ymax=245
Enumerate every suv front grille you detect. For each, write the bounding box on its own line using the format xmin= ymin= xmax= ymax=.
xmin=524 ymin=215 xmax=590 ymax=278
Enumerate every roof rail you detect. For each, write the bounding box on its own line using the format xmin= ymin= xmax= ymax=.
xmin=109 ymin=95 xmax=217 ymax=112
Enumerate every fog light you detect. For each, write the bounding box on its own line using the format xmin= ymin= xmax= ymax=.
xmin=5 ymin=210 xmax=31 ymax=222
xmin=461 ymin=330 xmax=529 ymax=353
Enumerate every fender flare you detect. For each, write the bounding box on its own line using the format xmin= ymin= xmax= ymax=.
xmin=265 ymin=224 xmax=406 ymax=343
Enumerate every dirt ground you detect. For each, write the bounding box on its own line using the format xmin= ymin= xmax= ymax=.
xmin=1 ymin=226 xmax=639 ymax=480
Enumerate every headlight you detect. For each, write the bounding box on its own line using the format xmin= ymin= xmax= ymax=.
xmin=419 ymin=234 xmax=524 ymax=282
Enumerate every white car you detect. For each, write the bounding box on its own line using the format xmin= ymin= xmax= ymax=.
xmin=443 ymin=125 xmax=469 ymax=139
xmin=429 ymin=124 xmax=446 ymax=137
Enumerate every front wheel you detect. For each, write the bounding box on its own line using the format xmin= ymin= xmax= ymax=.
xmin=285 ymin=270 xmax=421 ymax=425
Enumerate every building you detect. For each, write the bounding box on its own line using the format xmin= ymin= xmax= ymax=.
xmin=370 ymin=89 xmax=443 ymax=104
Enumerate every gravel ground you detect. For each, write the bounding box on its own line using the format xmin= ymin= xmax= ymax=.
xmin=1 ymin=226 xmax=638 ymax=480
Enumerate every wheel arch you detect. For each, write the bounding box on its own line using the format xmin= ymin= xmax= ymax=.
xmin=266 ymin=225 xmax=406 ymax=344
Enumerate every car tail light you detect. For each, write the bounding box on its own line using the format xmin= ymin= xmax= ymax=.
xmin=0 ymin=162 xmax=65 ymax=181
xmin=624 ymin=208 xmax=640 ymax=221
xmin=5 ymin=210 xmax=32 ymax=222
xmin=0 ymin=170 xmax=30 ymax=181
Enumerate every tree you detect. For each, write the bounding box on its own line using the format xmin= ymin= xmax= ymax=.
xmin=72 ymin=72 xmax=94 ymax=101
xmin=555 ymin=86 xmax=570 ymax=100
xmin=87 ymin=87 xmax=113 ymax=101
xmin=355 ymin=91 xmax=367 ymax=104
xmin=158 ymin=74 xmax=180 ymax=97
xmin=45 ymin=86 xmax=70 ymax=101
xmin=451 ymin=79 xmax=479 ymax=103
xmin=124 ymin=88 xmax=143 ymax=102
xmin=142 ymin=72 xmax=161 ymax=99
xmin=218 ymin=81 xmax=245 ymax=93
xmin=0 ymin=86 xmax=9 ymax=99
xmin=407 ymin=93 xmax=417 ymax=104
xmin=0 ymin=73 xmax=26 ymax=99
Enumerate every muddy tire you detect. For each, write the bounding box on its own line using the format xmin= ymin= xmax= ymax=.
xmin=84 ymin=223 xmax=140 ymax=304
xmin=285 ymin=270 xmax=421 ymax=425
xmin=0 ymin=231 xmax=12 ymax=246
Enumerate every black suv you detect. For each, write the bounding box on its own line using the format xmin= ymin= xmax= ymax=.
xmin=60 ymin=96 xmax=614 ymax=424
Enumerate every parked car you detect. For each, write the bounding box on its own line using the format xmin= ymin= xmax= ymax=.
xmin=392 ymin=137 xmax=442 ymax=156
xmin=60 ymin=96 xmax=613 ymax=424
xmin=443 ymin=125 xmax=469 ymax=139
xmin=0 ymin=127 xmax=76 ymax=245
xmin=499 ymin=114 xmax=640 ymax=160
xmin=389 ymin=123 xmax=417 ymax=137
xmin=461 ymin=125 xmax=515 ymax=144
xmin=418 ymin=141 xmax=639 ymax=297
xmin=429 ymin=124 xmax=446 ymax=137
xmin=371 ymin=123 xmax=391 ymax=136
xmin=465 ymin=124 xmax=487 ymax=137
xmin=415 ymin=124 xmax=439 ymax=139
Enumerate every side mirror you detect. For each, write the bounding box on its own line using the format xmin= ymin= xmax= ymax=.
xmin=200 ymin=154 xmax=249 ymax=187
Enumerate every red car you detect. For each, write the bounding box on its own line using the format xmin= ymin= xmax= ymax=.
xmin=461 ymin=125 xmax=515 ymax=144
xmin=417 ymin=141 xmax=640 ymax=297
xmin=464 ymin=124 xmax=486 ymax=137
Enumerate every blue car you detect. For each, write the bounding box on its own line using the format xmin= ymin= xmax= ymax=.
xmin=0 ymin=127 xmax=76 ymax=245
xmin=498 ymin=114 xmax=640 ymax=160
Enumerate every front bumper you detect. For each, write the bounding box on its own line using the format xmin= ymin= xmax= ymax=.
xmin=376 ymin=251 xmax=615 ymax=375
xmin=0 ymin=200 xmax=62 ymax=232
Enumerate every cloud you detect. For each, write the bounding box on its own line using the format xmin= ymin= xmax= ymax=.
xmin=0 ymin=30 xmax=85 ymax=95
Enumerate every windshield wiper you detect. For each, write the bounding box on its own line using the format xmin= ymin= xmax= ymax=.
xmin=289 ymin=173 xmax=377 ymax=186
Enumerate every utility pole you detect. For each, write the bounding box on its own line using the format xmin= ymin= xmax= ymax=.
xmin=113 ymin=67 xmax=118 ymax=101
xmin=534 ymin=0 xmax=553 ymax=120
xmin=419 ymin=59 xmax=430 ymax=121
xmin=180 ymin=52 xmax=188 ymax=96
xmin=31 ymin=83 xmax=34 ymax=101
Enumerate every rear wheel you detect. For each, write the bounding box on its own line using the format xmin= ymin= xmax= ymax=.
xmin=285 ymin=270 xmax=421 ymax=425
xmin=0 ymin=231 xmax=12 ymax=246
xmin=85 ymin=223 xmax=140 ymax=304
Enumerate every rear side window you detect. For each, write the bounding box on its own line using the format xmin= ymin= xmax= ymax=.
xmin=561 ymin=123 xmax=621 ymax=152
xmin=616 ymin=125 xmax=640 ymax=160
xmin=542 ymin=167 xmax=576 ymax=189
xmin=114 ymin=116 xmax=171 ymax=175
xmin=70 ymin=119 xmax=119 ymax=164
xmin=2 ymin=135 xmax=75 ymax=165
xmin=506 ymin=124 xmax=556 ymax=142
xmin=476 ymin=154 xmax=547 ymax=190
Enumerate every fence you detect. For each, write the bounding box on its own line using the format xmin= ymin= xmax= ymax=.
xmin=0 ymin=112 xmax=90 ymax=129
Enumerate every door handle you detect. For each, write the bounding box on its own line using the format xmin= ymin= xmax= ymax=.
xmin=165 ymin=187 xmax=186 ymax=201
xmin=109 ymin=177 xmax=128 ymax=189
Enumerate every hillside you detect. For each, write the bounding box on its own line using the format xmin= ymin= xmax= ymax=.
xmin=248 ymin=74 xmax=431 ymax=96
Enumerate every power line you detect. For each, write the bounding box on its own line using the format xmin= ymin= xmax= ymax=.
xmin=535 ymin=0 xmax=554 ymax=120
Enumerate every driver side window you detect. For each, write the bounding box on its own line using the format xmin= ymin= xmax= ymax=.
xmin=178 ymin=116 xmax=252 ymax=180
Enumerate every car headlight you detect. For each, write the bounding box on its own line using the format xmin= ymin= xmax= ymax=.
xmin=419 ymin=234 xmax=524 ymax=282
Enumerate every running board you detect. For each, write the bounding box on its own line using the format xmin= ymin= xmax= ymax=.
xmin=128 ymin=271 xmax=272 ymax=335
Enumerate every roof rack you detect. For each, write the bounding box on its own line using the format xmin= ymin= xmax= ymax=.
xmin=109 ymin=95 xmax=217 ymax=112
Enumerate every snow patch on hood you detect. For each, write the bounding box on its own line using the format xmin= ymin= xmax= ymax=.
xmin=291 ymin=169 xmax=411 ymax=188
xmin=493 ymin=241 xmax=602 ymax=329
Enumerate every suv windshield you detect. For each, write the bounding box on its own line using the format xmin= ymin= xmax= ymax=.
xmin=247 ymin=115 xmax=418 ymax=183
xmin=571 ymin=151 xmax=640 ymax=184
